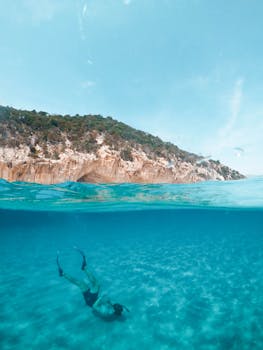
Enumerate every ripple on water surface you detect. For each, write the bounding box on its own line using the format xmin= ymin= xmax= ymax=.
xmin=0 ymin=177 xmax=263 ymax=211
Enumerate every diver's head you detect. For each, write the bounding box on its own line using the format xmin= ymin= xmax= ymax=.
xmin=112 ymin=303 xmax=124 ymax=316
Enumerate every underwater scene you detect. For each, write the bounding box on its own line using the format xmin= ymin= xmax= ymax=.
xmin=0 ymin=177 xmax=262 ymax=350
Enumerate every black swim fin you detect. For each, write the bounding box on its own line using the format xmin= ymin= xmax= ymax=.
xmin=74 ymin=246 xmax=87 ymax=270
xmin=123 ymin=305 xmax=130 ymax=313
xmin=56 ymin=252 xmax=64 ymax=277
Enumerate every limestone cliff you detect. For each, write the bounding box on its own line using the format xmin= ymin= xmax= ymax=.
xmin=0 ymin=106 xmax=244 ymax=184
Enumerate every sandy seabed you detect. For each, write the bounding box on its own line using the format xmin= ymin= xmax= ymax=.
xmin=0 ymin=209 xmax=262 ymax=350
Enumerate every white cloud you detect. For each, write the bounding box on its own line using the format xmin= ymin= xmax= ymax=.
xmin=123 ymin=0 xmax=132 ymax=5
xmin=23 ymin=0 xmax=61 ymax=23
xmin=200 ymin=78 xmax=263 ymax=174
xmin=82 ymin=3 xmax=88 ymax=17
xmin=207 ymin=78 xmax=245 ymax=156
xmin=78 ymin=1 xmax=90 ymax=40
xmin=81 ymin=80 xmax=96 ymax=89
xmin=217 ymin=79 xmax=244 ymax=152
xmin=219 ymin=78 xmax=243 ymax=139
xmin=187 ymin=69 xmax=222 ymax=89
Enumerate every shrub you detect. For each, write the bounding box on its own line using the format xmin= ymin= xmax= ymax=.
xmin=120 ymin=148 xmax=133 ymax=161
xmin=0 ymin=105 xmax=199 ymax=162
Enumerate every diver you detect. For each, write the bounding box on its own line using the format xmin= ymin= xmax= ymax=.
xmin=56 ymin=248 xmax=129 ymax=319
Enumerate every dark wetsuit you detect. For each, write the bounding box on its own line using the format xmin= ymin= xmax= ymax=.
xmin=83 ymin=289 xmax=99 ymax=307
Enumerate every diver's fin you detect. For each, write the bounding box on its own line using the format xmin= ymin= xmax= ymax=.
xmin=74 ymin=247 xmax=87 ymax=270
xmin=56 ymin=252 xmax=64 ymax=277
xmin=123 ymin=305 xmax=130 ymax=313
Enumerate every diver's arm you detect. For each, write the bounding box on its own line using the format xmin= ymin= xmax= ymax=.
xmin=93 ymin=295 xmax=110 ymax=306
xmin=92 ymin=296 xmax=115 ymax=317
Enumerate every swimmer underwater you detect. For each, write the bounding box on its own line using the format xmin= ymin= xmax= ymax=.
xmin=57 ymin=248 xmax=129 ymax=319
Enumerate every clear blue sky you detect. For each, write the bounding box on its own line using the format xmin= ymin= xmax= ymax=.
xmin=0 ymin=0 xmax=262 ymax=175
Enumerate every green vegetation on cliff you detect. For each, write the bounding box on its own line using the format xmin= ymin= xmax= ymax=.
xmin=0 ymin=105 xmax=244 ymax=180
xmin=0 ymin=105 xmax=197 ymax=162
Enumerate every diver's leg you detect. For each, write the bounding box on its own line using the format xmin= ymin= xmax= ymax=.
xmin=56 ymin=254 xmax=64 ymax=277
xmin=56 ymin=253 xmax=88 ymax=292
xmin=63 ymin=273 xmax=89 ymax=292
xmin=83 ymin=266 xmax=100 ymax=293
xmin=74 ymin=247 xmax=87 ymax=270
xmin=75 ymin=248 xmax=100 ymax=293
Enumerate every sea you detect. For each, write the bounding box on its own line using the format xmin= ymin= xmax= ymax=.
xmin=0 ymin=177 xmax=262 ymax=350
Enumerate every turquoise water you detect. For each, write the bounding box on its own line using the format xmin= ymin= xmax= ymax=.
xmin=0 ymin=178 xmax=262 ymax=349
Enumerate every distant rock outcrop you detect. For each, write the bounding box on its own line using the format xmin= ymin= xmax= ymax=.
xmin=0 ymin=106 xmax=244 ymax=184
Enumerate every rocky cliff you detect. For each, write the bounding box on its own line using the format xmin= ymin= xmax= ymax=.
xmin=0 ymin=106 xmax=244 ymax=184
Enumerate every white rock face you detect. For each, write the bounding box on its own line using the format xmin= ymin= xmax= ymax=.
xmin=0 ymin=144 xmax=241 ymax=184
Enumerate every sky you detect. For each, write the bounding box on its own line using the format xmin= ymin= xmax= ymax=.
xmin=0 ymin=0 xmax=262 ymax=175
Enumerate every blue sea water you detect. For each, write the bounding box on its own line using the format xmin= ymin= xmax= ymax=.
xmin=0 ymin=177 xmax=262 ymax=349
